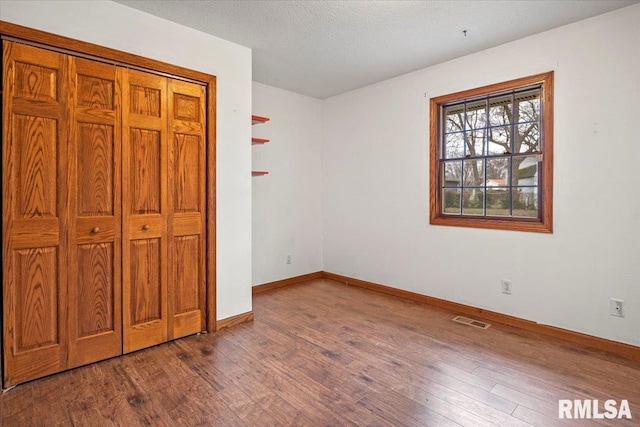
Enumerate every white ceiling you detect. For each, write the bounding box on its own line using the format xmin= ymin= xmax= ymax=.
xmin=114 ymin=0 xmax=638 ymax=99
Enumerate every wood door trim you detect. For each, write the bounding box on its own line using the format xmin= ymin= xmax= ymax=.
xmin=1 ymin=21 xmax=217 ymax=333
xmin=0 ymin=21 xmax=211 ymax=84
xmin=205 ymin=71 xmax=217 ymax=333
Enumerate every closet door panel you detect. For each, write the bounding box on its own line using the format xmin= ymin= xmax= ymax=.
xmin=67 ymin=58 xmax=122 ymax=367
xmin=168 ymin=79 xmax=206 ymax=339
xmin=130 ymin=239 xmax=162 ymax=324
xmin=122 ymin=69 xmax=168 ymax=353
xmin=173 ymin=134 xmax=201 ymax=212
xmin=2 ymin=41 xmax=69 ymax=386
xmin=77 ymin=123 xmax=114 ymax=215
xmin=130 ymin=129 xmax=161 ymax=213
xmin=76 ymin=243 xmax=114 ymax=337
xmin=16 ymin=115 xmax=58 ymax=217
xmin=15 ymin=248 xmax=60 ymax=350
xmin=172 ymin=235 xmax=203 ymax=337
xmin=125 ymin=238 xmax=166 ymax=350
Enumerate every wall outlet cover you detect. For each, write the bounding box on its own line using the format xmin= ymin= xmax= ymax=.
xmin=610 ymin=299 xmax=624 ymax=318
xmin=501 ymin=279 xmax=512 ymax=295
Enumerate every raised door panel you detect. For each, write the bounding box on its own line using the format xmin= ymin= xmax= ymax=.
xmin=67 ymin=57 xmax=122 ymax=367
xmin=77 ymin=123 xmax=114 ymax=216
xmin=2 ymin=41 xmax=69 ymax=387
xmin=76 ymin=243 xmax=114 ymax=336
xmin=15 ymin=248 xmax=59 ymax=351
xmin=130 ymin=129 xmax=161 ymax=214
xmin=168 ymin=79 xmax=206 ymax=339
xmin=16 ymin=115 xmax=58 ymax=218
xmin=173 ymin=134 xmax=201 ymax=213
xmin=122 ymin=69 xmax=169 ymax=353
xmin=125 ymin=239 xmax=166 ymax=350
xmin=130 ymin=240 xmax=162 ymax=324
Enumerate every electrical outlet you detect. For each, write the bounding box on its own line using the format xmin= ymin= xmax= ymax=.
xmin=610 ymin=299 xmax=624 ymax=317
xmin=286 ymin=253 xmax=291 ymax=265
xmin=501 ymin=279 xmax=512 ymax=295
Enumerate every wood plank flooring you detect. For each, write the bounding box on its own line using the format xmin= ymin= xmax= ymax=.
xmin=2 ymin=278 xmax=639 ymax=426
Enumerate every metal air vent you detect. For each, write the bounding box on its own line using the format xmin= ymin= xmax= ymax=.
xmin=453 ymin=316 xmax=491 ymax=330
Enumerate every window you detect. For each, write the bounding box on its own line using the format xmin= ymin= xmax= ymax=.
xmin=430 ymin=72 xmax=553 ymax=232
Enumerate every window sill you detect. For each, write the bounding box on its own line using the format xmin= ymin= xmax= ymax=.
xmin=430 ymin=215 xmax=552 ymax=233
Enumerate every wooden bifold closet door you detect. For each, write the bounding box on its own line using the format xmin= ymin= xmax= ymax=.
xmin=2 ymin=40 xmax=207 ymax=387
xmin=122 ymin=69 xmax=206 ymax=353
xmin=67 ymin=56 xmax=123 ymax=368
xmin=2 ymin=41 xmax=71 ymax=386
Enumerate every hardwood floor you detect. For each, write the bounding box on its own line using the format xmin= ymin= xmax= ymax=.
xmin=2 ymin=278 xmax=639 ymax=426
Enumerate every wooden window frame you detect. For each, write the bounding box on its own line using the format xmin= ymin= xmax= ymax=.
xmin=0 ymin=20 xmax=218 ymax=331
xmin=429 ymin=72 xmax=553 ymax=233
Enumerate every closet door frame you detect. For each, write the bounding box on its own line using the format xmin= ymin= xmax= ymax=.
xmin=1 ymin=21 xmax=217 ymax=386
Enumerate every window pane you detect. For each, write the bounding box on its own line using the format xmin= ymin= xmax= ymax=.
xmin=445 ymin=105 xmax=464 ymax=133
xmin=464 ymin=130 xmax=485 ymax=157
xmin=513 ymin=187 xmax=538 ymax=217
xmin=442 ymin=160 xmax=461 ymax=187
xmin=488 ymin=126 xmax=511 ymax=155
xmin=486 ymin=188 xmax=510 ymax=216
xmin=516 ymin=122 xmax=539 ymax=153
xmin=444 ymin=132 xmax=464 ymax=158
xmin=489 ymin=95 xmax=512 ymax=126
xmin=443 ymin=188 xmax=461 ymax=214
xmin=463 ymin=159 xmax=484 ymax=186
xmin=465 ymin=100 xmax=486 ymax=130
xmin=462 ymin=188 xmax=484 ymax=216
xmin=486 ymin=158 xmax=509 ymax=186
xmin=513 ymin=156 xmax=538 ymax=186
xmin=516 ymin=89 xmax=540 ymax=123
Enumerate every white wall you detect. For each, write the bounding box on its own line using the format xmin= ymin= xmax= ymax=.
xmin=323 ymin=5 xmax=640 ymax=346
xmin=252 ymin=83 xmax=323 ymax=285
xmin=0 ymin=0 xmax=253 ymax=320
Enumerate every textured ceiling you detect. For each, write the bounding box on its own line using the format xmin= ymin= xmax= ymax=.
xmin=114 ymin=0 xmax=638 ymax=99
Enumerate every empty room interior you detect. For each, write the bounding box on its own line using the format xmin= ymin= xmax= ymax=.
xmin=1 ymin=0 xmax=639 ymax=425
